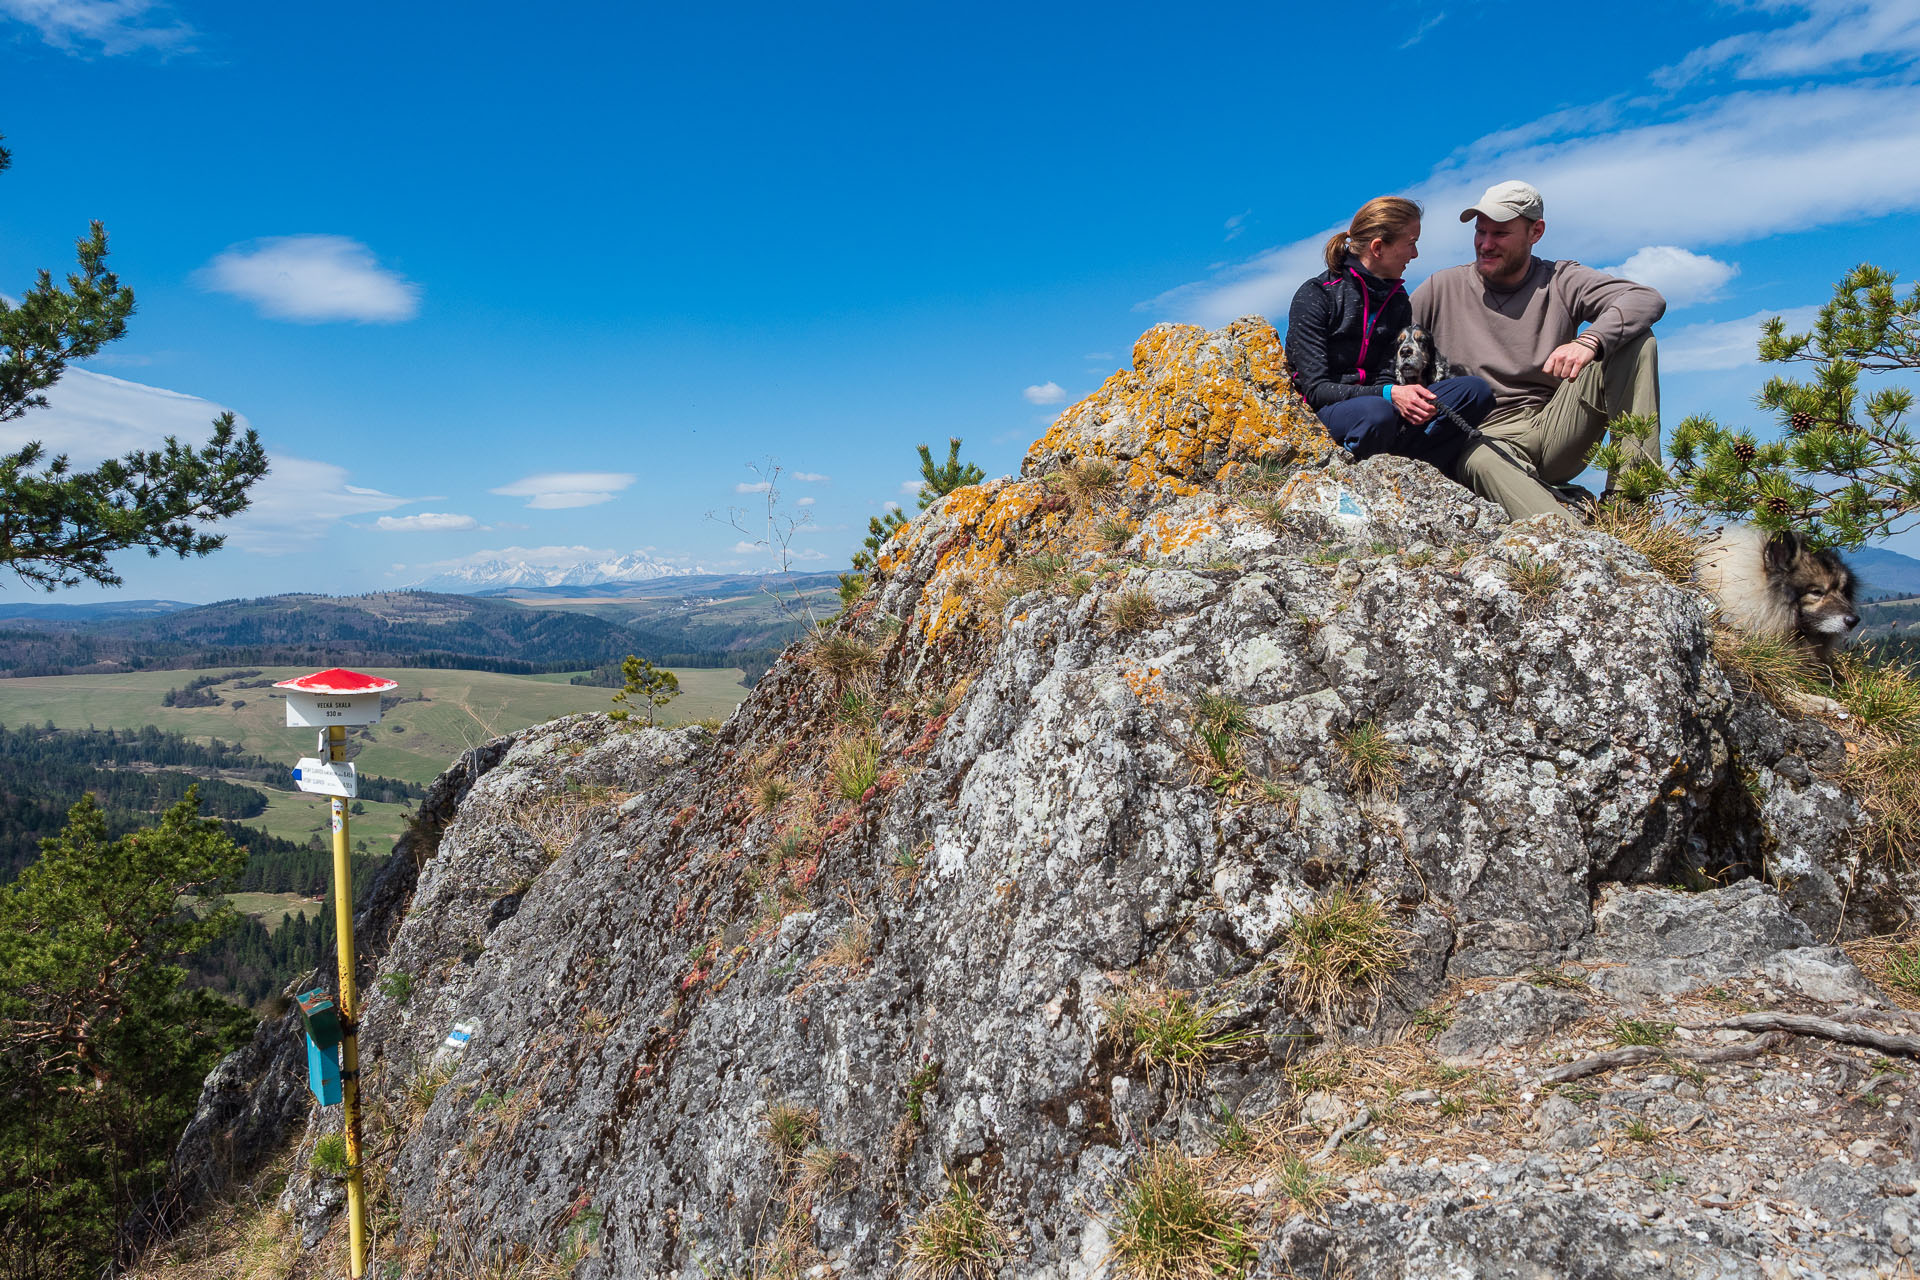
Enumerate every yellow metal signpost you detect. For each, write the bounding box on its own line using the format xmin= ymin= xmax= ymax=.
xmin=275 ymin=668 xmax=399 ymax=1278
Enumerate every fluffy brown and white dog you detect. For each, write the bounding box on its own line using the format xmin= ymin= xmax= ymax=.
xmin=1387 ymin=324 xmax=1465 ymax=387
xmin=1694 ymin=525 xmax=1861 ymax=663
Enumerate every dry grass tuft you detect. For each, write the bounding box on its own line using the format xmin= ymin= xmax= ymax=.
xmin=1105 ymin=587 xmax=1160 ymax=634
xmin=795 ymin=1145 xmax=859 ymax=1199
xmin=1712 ymin=626 xmax=1820 ymax=710
xmin=1501 ymin=553 xmax=1564 ymax=604
xmin=1105 ymin=1149 xmax=1257 ymax=1280
xmin=766 ymin=1101 xmax=819 ymax=1157
xmin=1100 ymin=985 xmax=1260 ymax=1090
xmin=1239 ymin=494 xmax=1289 ymax=532
xmin=1332 ymin=720 xmax=1404 ymax=795
xmin=1097 ymin=515 xmax=1138 ymax=553
xmin=122 ymin=1155 xmax=302 ymax=1280
xmin=1056 ymin=457 xmax=1120 ymax=501
xmin=807 ymin=633 xmax=879 ymax=687
xmin=1846 ymin=738 xmax=1920 ymax=862
xmin=1586 ymin=501 xmax=1702 ymax=585
xmin=754 ymin=774 xmax=794 ymax=813
xmin=817 ymin=916 xmax=873 ymax=973
xmin=903 ymin=1177 xmax=1009 ymax=1280
xmin=828 ymin=735 xmax=883 ymax=802
xmin=1277 ymin=888 xmax=1405 ymax=1019
xmin=509 ymin=784 xmax=627 ymax=861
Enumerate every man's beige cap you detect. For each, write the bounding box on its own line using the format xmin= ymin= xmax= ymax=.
xmin=1459 ymin=180 xmax=1544 ymax=223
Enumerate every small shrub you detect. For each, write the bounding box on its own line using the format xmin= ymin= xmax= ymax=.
xmin=1105 ymin=587 xmax=1160 ymax=634
xmin=1096 ymin=516 xmax=1138 ymax=552
xmin=1056 ymin=457 xmax=1119 ymax=501
xmin=808 ymin=634 xmax=879 ymax=688
xmin=1101 ymin=987 xmax=1257 ymax=1087
xmin=766 ymin=1102 xmax=819 ymax=1157
xmin=378 ymin=970 xmax=414 ymax=1005
xmin=1609 ymin=1018 xmax=1676 ymax=1047
xmin=904 ymin=1178 xmax=1008 ymax=1280
xmin=838 ymin=572 xmax=869 ymax=608
xmin=1188 ymin=724 xmax=1245 ymax=798
xmin=1279 ymin=888 xmax=1405 ymax=1018
xmin=1333 ymin=720 xmax=1404 ymax=795
xmin=829 ymin=735 xmax=883 ymax=802
xmin=311 ymin=1133 xmax=350 ymax=1179
xmin=1107 ymin=1150 xmax=1256 ymax=1279
xmin=1066 ymin=572 xmax=1096 ymax=598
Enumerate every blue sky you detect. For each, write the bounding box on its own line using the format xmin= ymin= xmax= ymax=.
xmin=4 ymin=0 xmax=1920 ymax=601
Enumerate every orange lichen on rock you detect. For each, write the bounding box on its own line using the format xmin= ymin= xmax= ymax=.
xmin=907 ymin=479 xmax=1077 ymax=642
xmin=1121 ymin=661 xmax=1166 ymax=706
xmin=1021 ymin=318 xmax=1329 ymax=495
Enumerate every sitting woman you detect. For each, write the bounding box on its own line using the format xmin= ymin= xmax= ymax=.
xmin=1287 ymin=196 xmax=1492 ymax=472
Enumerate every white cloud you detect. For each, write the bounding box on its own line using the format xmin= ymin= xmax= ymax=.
xmin=1399 ymin=10 xmax=1446 ymax=49
xmin=222 ymin=458 xmax=410 ymax=553
xmin=1224 ymin=211 xmax=1252 ymax=242
xmin=790 ymin=548 xmax=829 ymax=562
xmin=1153 ymin=79 xmax=1920 ymax=328
xmin=1599 ymin=246 xmax=1740 ymax=308
xmin=0 ymin=368 xmax=415 ymax=554
xmin=1084 ymin=351 xmax=1115 ymax=362
xmin=1659 ymin=0 xmax=1920 ymax=86
xmin=1023 ymin=381 xmax=1068 ymax=405
xmin=792 ymin=471 xmax=830 ymax=483
xmin=374 ymin=512 xmax=479 ymax=533
xmin=1660 ymin=304 xmax=1823 ymax=372
xmin=735 ymin=480 xmax=773 ymax=494
xmin=196 ymin=235 xmax=420 ymax=324
xmin=491 ymin=471 xmax=635 ymax=509
xmin=899 ymin=480 xmax=925 ymax=496
xmin=0 ymin=0 xmax=191 ymax=54
xmin=883 ymin=501 xmax=902 ymax=513
xmin=796 ymin=496 xmax=817 ymax=507
xmin=731 ymin=540 xmax=766 ymax=554
xmin=2 ymin=368 xmax=236 ymax=462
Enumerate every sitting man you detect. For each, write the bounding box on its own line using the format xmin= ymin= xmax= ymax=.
xmin=1411 ymin=180 xmax=1665 ymax=521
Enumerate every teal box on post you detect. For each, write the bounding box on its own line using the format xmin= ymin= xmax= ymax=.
xmin=296 ymin=987 xmax=341 ymax=1050
xmin=306 ymin=1034 xmax=343 ymax=1106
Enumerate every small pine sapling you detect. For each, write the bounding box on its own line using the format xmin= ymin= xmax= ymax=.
xmin=608 ymin=655 xmax=681 ymax=725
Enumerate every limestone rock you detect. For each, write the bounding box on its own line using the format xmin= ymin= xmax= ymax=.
xmin=156 ymin=318 xmax=1909 ymax=1279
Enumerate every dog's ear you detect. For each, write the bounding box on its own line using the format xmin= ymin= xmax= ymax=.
xmin=1764 ymin=530 xmax=1805 ymax=574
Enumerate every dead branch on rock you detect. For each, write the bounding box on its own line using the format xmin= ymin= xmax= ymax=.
xmin=1309 ymin=1106 xmax=1373 ymax=1164
xmin=1540 ymin=1033 xmax=1790 ymax=1085
xmin=1711 ymin=1012 xmax=1920 ymax=1057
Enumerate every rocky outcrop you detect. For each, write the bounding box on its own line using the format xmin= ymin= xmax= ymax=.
xmin=171 ymin=318 xmax=1909 ymax=1278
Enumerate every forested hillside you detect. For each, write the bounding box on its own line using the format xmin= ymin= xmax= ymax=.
xmin=0 ymin=591 xmax=640 ymax=676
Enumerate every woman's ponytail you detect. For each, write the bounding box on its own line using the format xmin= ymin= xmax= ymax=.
xmin=1326 ymin=197 xmax=1423 ymax=272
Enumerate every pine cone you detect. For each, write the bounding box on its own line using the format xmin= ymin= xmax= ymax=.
xmin=1731 ymin=440 xmax=1757 ymax=463
xmin=1764 ymin=495 xmax=1793 ymax=517
xmin=1789 ymin=411 xmax=1813 ymax=434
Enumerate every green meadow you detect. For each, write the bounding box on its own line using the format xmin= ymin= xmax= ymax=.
xmin=0 ymin=664 xmax=749 ymax=786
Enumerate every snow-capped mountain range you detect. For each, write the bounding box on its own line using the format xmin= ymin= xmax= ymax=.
xmin=408 ymin=551 xmax=701 ymax=593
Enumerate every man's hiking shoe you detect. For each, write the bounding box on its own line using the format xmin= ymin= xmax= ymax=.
xmin=1551 ymin=481 xmax=1599 ymax=506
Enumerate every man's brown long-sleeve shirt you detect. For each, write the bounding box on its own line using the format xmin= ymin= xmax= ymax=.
xmin=1410 ymin=258 xmax=1665 ymax=420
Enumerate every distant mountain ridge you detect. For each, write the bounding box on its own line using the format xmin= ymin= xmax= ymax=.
xmin=1851 ymin=546 xmax=1920 ymax=600
xmin=408 ymin=551 xmax=703 ymax=592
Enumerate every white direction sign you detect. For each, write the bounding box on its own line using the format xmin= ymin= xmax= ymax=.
xmin=292 ymin=758 xmax=359 ymax=798
xmin=284 ymin=691 xmax=384 ymax=727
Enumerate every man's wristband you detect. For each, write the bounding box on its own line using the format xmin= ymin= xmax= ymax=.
xmin=1382 ymin=384 xmax=1394 ymax=400
xmin=1575 ymin=332 xmax=1602 ymax=355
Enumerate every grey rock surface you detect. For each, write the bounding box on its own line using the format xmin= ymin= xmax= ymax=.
xmin=159 ymin=318 xmax=1912 ymax=1279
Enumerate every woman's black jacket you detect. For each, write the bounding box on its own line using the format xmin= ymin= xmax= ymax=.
xmin=1285 ymin=258 xmax=1411 ymax=411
